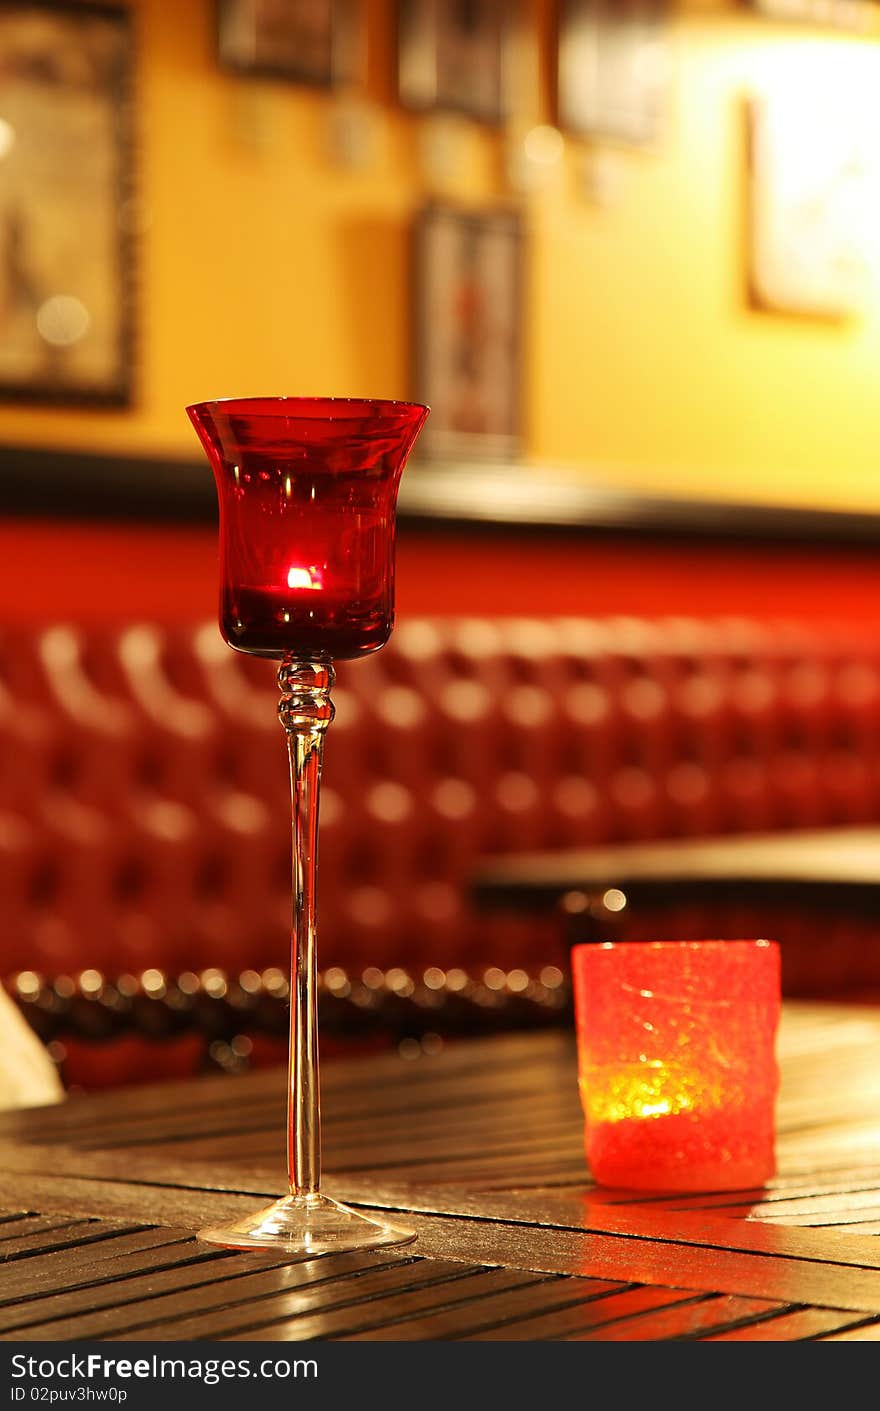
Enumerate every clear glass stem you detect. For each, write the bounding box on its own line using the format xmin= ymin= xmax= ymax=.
xmin=277 ymin=657 xmax=335 ymax=1201
xmin=196 ymin=654 xmax=414 ymax=1253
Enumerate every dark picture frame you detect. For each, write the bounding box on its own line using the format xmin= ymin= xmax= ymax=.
xmin=217 ymin=0 xmax=361 ymax=85
xmin=397 ymin=0 xmax=507 ymax=124
xmin=413 ymin=204 xmax=523 ymax=462
xmin=557 ymin=0 xmax=668 ymax=148
xmin=0 ymin=0 xmax=133 ymax=406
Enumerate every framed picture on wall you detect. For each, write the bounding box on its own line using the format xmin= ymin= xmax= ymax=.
xmin=750 ymin=0 xmax=872 ymax=30
xmin=747 ymin=94 xmax=873 ymax=319
xmin=217 ymin=0 xmax=361 ymax=84
xmin=557 ymin=0 xmax=668 ymax=147
xmin=413 ymin=204 xmax=523 ymax=461
xmin=0 ymin=0 xmax=133 ymax=405
xmin=397 ymin=0 xmax=507 ymax=124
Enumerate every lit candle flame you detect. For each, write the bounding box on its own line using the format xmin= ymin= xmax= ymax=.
xmin=286 ymin=565 xmax=323 ymax=591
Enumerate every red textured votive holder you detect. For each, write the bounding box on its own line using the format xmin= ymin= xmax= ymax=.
xmin=571 ymin=940 xmax=781 ymax=1192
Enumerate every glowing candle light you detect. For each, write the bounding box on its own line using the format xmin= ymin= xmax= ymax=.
xmin=572 ymin=940 xmax=781 ymax=1192
xmin=286 ymin=565 xmax=324 ymax=591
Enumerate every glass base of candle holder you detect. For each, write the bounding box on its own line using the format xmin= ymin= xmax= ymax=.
xmin=198 ymin=1192 xmax=416 ymax=1256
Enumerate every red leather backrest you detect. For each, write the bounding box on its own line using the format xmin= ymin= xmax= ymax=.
xmin=2 ymin=617 xmax=879 ymax=980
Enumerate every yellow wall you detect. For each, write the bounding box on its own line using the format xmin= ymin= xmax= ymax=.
xmin=2 ymin=0 xmax=880 ymax=511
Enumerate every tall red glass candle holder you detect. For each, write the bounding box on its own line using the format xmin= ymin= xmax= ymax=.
xmin=572 ymin=940 xmax=781 ymax=1192
xmin=188 ymin=396 xmax=428 ymax=1254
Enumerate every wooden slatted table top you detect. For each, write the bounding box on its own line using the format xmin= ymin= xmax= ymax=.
xmin=4 ymin=1001 xmax=880 ymax=1341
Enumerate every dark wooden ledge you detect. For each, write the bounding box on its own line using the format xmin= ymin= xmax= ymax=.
xmin=2 ymin=442 xmax=880 ymax=543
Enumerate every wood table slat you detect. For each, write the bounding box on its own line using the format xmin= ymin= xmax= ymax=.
xmin=71 ymin=1076 xmax=580 ymax=1155
xmin=96 ymin=1260 xmax=492 ymax=1343
xmin=0 ymin=1219 xmax=145 ymax=1261
xmin=568 ymin=1293 xmax=790 ymax=1341
xmin=229 ymin=1268 xmax=556 ymax=1343
xmin=816 ymin=1319 xmax=880 ymax=1340
xmin=125 ymin=1142 xmax=587 ymax=1188
xmin=0 ymin=1215 xmax=87 ymax=1242
xmin=0 ymin=1231 xmax=220 ymax=1313
xmin=169 ymin=1116 xmax=585 ymax=1171
xmin=4 ymin=1248 xmax=424 ymax=1342
xmin=461 ymin=1286 xmax=705 ymax=1340
xmin=338 ymin=1275 xmax=628 ymax=1341
xmin=369 ymin=1211 xmax=880 ymax=1316
xmin=813 ymin=1221 xmax=880 ymax=1235
xmin=5 ymin=1033 xmax=567 ymax=1148
xmin=702 ymin=1307 xmax=874 ymax=1340
xmin=753 ymin=1209 xmax=880 ymax=1228
xmin=348 ymin=1182 xmax=880 ymax=1269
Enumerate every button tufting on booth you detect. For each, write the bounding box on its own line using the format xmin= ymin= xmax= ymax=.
xmin=5 ymin=615 xmax=880 ymax=1090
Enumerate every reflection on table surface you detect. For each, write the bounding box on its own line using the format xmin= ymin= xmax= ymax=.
xmin=2 ymin=1000 xmax=880 ymax=1340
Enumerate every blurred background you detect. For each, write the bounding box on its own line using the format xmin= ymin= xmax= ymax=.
xmin=3 ymin=0 xmax=880 ymax=617
xmin=4 ymin=0 xmax=880 ymax=1096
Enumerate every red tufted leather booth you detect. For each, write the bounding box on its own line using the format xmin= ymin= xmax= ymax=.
xmin=4 ymin=615 xmax=880 ymax=1084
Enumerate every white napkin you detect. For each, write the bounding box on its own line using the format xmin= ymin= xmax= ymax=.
xmin=0 ymin=986 xmax=64 ymax=1108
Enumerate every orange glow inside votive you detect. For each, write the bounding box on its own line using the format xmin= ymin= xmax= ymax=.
xmin=571 ymin=940 xmax=781 ymax=1192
